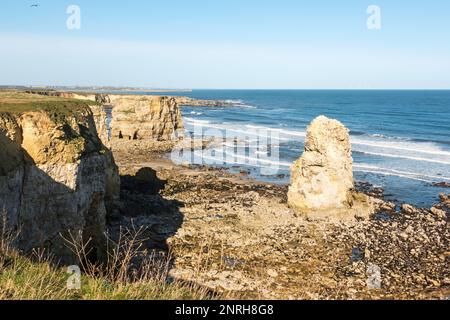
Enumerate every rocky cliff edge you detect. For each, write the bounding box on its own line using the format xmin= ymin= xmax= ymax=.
xmin=0 ymin=92 xmax=120 ymax=264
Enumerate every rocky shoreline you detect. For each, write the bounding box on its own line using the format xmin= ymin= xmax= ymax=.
xmin=109 ymin=139 xmax=449 ymax=300
xmin=175 ymin=97 xmax=239 ymax=108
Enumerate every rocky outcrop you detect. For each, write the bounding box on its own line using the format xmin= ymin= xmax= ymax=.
xmin=26 ymin=91 xmax=113 ymax=146
xmin=27 ymin=91 xmax=185 ymax=142
xmin=175 ymin=97 xmax=235 ymax=107
xmin=110 ymin=95 xmax=184 ymax=141
xmin=0 ymin=104 xmax=120 ymax=264
xmin=288 ymin=116 xmax=371 ymax=220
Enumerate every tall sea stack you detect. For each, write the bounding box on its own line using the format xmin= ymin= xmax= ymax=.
xmin=288 ymin=116 xmax=370 ymax=220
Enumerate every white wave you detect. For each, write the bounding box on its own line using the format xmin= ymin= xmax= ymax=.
xmin=186 ymin=120 xmax=305 ymax=140
xmin=185 ymin=151 xmax=286 ymax=175
xmin=222 ymin=142 xmax=238 ymax=148
xmin=241 ymin=126 xmax=450 ymax=158
xmin=184 ymin=117 xmax=211 ymax=125
xmin=369 ymin=134 xmax=389 ymax=139
xmin=192 ymin=148 xmax=292 ymax=168
xmin=188 ymin=152 xmax=271 ymax=170
xmin=178 ymin=145 xmax=450 ymax=183
xmin=357 ymin=151 xmax=450 ymax=165
xmin=224 ymin=99 xmax=257 ymax=109
xmin=237 ymin=104 xmax=258 ymax=109
xmin=185 ymin=121 xmax=285 ymax=141
xmin=220 ymin=139 xmax=281 ymax=149
xmin=355 ymin=169 xmax=433 ymax=183
xmin=245 ymin=124 xmax=307 ymax=138
xmin=224 ymin=99 xmax=244 ymax=104
xmin=354 ymin=164 xmax=450 ymax=182
xmin=351 ymin=139 xmax=450 ymax=157
xmin=243 ymin=125 xmax=450 ymax=158
xmin=184 ymin=118 xmax=450 ymax=165
xmin=240 ymin=124 xmax=450 ymax=160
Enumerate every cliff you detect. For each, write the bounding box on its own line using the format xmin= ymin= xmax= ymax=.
xmin=0 ymin=92 xmax=120 ymax=264
xmin=89 ymin=104 xmax=110 ymax=147
xmin=27 ymin=91 xmax=185 ymax=142
xmin=26 ymin=91 xmax=112 ymax=146
xmin=109 ymin=95 xmax=184 ymax=141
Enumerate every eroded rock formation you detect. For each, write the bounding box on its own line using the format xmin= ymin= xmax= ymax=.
xmin=288 ymin=116 xmax=371 ymax=220
xmin=109 ymin=95 xmax=184 ymax=141
xmin=0 ymin=103 xmax=120 ymax=264
xmin=175 ymin=96 xmax=235 ymax=107
xmin=27 ymin=91 xmax=185 ymax=142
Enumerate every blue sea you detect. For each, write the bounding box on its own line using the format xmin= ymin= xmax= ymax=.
xmin=155 ymin=90 xmax=450 ymax=208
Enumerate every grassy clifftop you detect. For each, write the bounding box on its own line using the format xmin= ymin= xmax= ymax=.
xmin=0 ymin=91 xmax=105 ymax=164
xmin=0 ymin=91 xmax=100 ymax=117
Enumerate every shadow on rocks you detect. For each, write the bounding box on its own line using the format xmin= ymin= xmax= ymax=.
xmin=113 ymin=167 xmax=185 ymax=253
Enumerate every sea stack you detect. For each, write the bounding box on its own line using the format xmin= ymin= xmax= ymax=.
xmin=288 ymin=116 xmax=360 ymax=219
xmin=110 ymin=95 xmax=184 ymax=141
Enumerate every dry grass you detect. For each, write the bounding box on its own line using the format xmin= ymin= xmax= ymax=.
xmin=0 ymin=212 xmax=217 ymax=300
xmin=0 ymin=90 xmax=99 ymax=115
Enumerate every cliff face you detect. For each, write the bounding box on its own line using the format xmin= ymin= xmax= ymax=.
xmin=109 ymin=95 xmax=184 ymax=141
xmin=27 ymin=91 xmax=185 ymax=142
xmin=26 ymin=91 xmax=112 ymax=146
xmin=0 ymin=97 xmax=120 ymax=264
xmin=89 ymin=104 xmax=110 ymax=147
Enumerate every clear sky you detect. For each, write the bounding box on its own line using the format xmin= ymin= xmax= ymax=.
xmin=1 ymin=0 xmax=449 ymax=89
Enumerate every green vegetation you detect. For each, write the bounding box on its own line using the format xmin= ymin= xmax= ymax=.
xmin=0 ymin=91 xmax=105 ymax=157
xmin=0 ymin=91 xmax=100 ymax=117
xmin=0 ymin=252 xmax=213 ymax=300
xmin=0 ymin=221 xmax=216 ymax=301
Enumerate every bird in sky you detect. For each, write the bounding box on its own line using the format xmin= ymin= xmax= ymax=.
xmin=30 ymin=4 xmax=39 ymax=8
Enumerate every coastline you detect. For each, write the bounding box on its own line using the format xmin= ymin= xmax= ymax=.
xmin=1 ymin=90 xmax=447 ymax=300
xmin=178 ymin=89 xmax=450 ymax=208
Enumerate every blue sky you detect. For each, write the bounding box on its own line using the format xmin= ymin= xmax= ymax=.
xmin=1 ymin=0 xmax=449 ymax=89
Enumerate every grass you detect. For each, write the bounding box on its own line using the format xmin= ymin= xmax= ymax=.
xmin=0 ymin=90 xmax=107 ymax=160
xmin=0 ymin=212 xmax=217 ymax=301
xmin=0 ymin=252 xmax=215 ymax=300
xmin=0 ymin=91 xmax=100 ymax=118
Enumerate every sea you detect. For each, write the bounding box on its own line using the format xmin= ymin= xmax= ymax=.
xmin=139 ymin=90 xmax=450 ymax=208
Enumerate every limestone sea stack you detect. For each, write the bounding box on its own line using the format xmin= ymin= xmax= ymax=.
xmin=288 ymin=116 xmax=371 ymax=220
xmin=110 ymin=95 xmax=184 ymax=141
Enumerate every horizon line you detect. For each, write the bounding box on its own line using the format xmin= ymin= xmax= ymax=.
xmin=1 ymin=85 xmax=450 ymax=91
